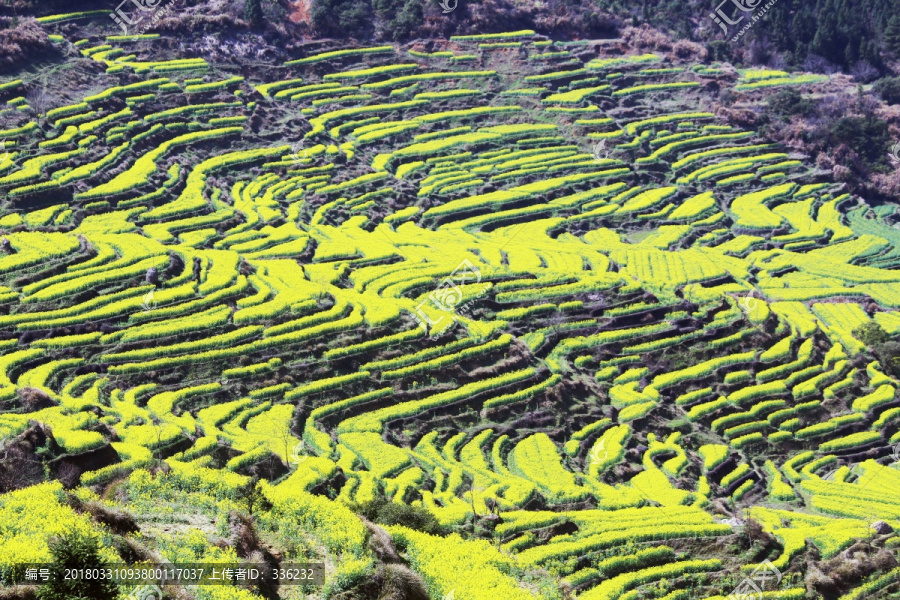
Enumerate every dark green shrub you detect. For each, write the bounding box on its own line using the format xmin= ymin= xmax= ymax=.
xmin=874 ymin=77 xmax=900 ymax=105
xmin=854 ymin=322 xmax=891 ymax=347
xmin=244 ymin=0 xmax=263 ymax=27
xmin=768 ymin=88 xmax=816 ymax=119
xmin=827 ymin=115 xmax=891 ymax=170
xmin=311 ymin=0 xmax=374 ymax=39
xmin=36 ymin=528 xmax=118 ymax=600
xmin=854 ymin=322 xmax=900 ymax=378
xmin=356 ymin=497 xmax=443 ymax=536
xmin=373 ymin=0 xmax=423 ymax=41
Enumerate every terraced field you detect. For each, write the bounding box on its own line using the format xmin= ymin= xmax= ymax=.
xmin=2 ymin=15 xmax=900 ymax=600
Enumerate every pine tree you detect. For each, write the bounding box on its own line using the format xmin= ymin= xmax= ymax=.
xmin=37 ymin=529 xmax=118 ymax=600
xmin=244 ymin=0 xmax=263 ymax=27
xmin=886 ymin=15 xmax=900 ymax=54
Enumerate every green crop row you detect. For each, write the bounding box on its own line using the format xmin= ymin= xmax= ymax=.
xmin=322 ymin=328 xmax=423 ymax=360
xmin=307 ymin=388 xmax=394 ymax=426
xmin=724 ymin=420 xmax=768 ymax=439
xmin=735 ymin=74 xmax=828 ymax=91
xmin=22 ymin=255 xmax=167 ymax=304
xmin=382 ymin=334 xmax=512 ymax=380
xmin=508 ymin=433 xmax=589 ymax=503
xmin=732 ymin=478 xmax=756 ymax=501
xmin=142 ymin=145 xmax=287 ymax=221
xmin=450 ymin=30 xmax=535 ymax=41
xmin=653 ymin=351 xmax=756 ymax=390
xmin=728 ymin=380 xmax=788 ymax=405
xmin=15 ymin=285 xmax=193 ymax=332
xmin=781 ymin=451 xmax=815 ymax=482
xmin=84 ymin=78 xmax=168 ymax=103
xmin=325 ymin=63 xmax=418 ymax=81
xmin=757 ymin=338 xmax=815 ymax=382
xmin=568 ymin=418 xmax=613 ymax=451
xmin=792 ymin=360 xmax=848 ymax=398
xmin=339 ymin=368 xmax=536 ymax=433
xmin=712 ymin=399 xmax=784 ymax=432
xmin=387 ymin=525 xmax=534 ymax=600
xmin=283 ymin=371 xmax=371 ymax=401
xmin=852 ymin=384 xmax=896 ymax=412
xmin=720 ymin=463 xmax=750 ymax=488
xmin=760 ymin=336 xmax=793 ymax=362
xmin=77 ymin=126 xmax=241 ymax=199
xmin=639 ymin=131 xmax=755 ymax=164
xmin=307 ymin=99 xmax=426 ymax=137
xmin=762 ymin=460 xmax=795 ymax=501
xmin=272 ymin=82 xmax=341 ymax=100
xmin=123 ymin=59 xmax=209 ymax=74
xmin=795 ymin=413 xmax=865 ymax=440
xmin=184 ymin=76 xmax=245 ymax=93
xmin=131 ymin=310 xmax=358 ymax=379
xmin=105 ymin=34 xmax=160 ymax=41
xmin=0 ymin=122 xmax=36 ymax=138
xmin=586 ymin=53 xmax=659 ymax=70
xmin=675 ymin=387 xmax=714 ymax=407
xmin=680 ymin=153 xmax=788 ymax=184
xmin=254 ymin=77 xmax=306 ymax=98
xmin=0 ymin=147 xmax=85 ymax=186
xmin=285 ymin=45 xmax=394 ymax=65
xmin=144 ymin=101 xmax=241 ymax=123
xmin=837 ymin=566 xmax=900 ymax=600
xmin=819 ymin=431 xmax=881 ymax=452
xmin=36 ymin=10 xmax=109 ymax=23
xmin=524 ymin=68 xmax=587 ymax=82
xmin=360 ymin=71 xmax=496 ymax=90
xmin=10 ymin=141 xmax=128 ymax=195
xmin=220 ymin=358 xmax=282 ymax=380
xmin=118 ymin=305 xmax=232 ymax=344
xmin=409 ymin=50 xmax=454 ymax=58
xmin=361 ymin=336 xmax=481 ymax=371
xmin=623 ymin=112 xmax=713 ymax=136
xmin=697 ymin=444 xmax=728 ymax=471
xmin=0 ymin=79 xmax=23 ymax=94
xmin=686 ymin=397 xmax=729 ymax=420
xmin=482 ymin=374 xmax=561 ymax=410
xmin=612 ymin=81 xmax=700 ymax=97
xmin=46 ymin=102 xmax=90 ymax=121
xmin=731 ymin=432 xmax=764 ymax=448
xmin=518 ymin=524 xmax=729 ymax=566
xmin=104 ymin=326 xmax=262 ymax=364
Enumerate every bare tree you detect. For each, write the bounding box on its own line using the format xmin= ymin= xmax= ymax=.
xmin=25 ymin=74 xmax=50 ymax=114
xmin=152 ymin=420 xmax=165 ymax=467
xmin=851 ymin=60 xmax=880 ymax=83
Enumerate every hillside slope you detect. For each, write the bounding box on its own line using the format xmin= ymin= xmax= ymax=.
xmin=0 ymin=12 xmax=899 ymax=600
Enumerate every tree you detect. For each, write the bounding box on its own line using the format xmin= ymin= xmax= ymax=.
xmin=373 ymin=0 xmax=422 ymax=41
xmin=37 ymin=528 xmax=118 ymax=600
xmin=886 ymin=15 xmax=900 ymax=54
xmin=356 ymin=494 xmax=442 ymax=536
xmin=244 ymin=0 xmax=263 ymax=27
xmin=827 ymin=115 xmax=891 ymax=170
xmin=237 ymin=476 xmax=266 ymax=515
xmin=874 ymin=77 xmax=900 ymax=105
xmin=855 ymin=322 xmax=891 ymax=347
xmin=768 ymin=88 xmax=815 ymax=120
xmin=853 ymin=322 xmax=900 ymax=378
xmin=151 ymin=420 xmax=166 ymax=468
xmin=311 ymin=0 xmax=373 ymax=39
